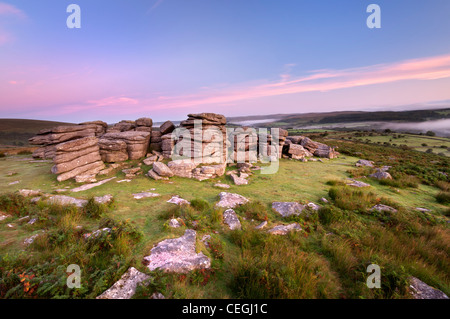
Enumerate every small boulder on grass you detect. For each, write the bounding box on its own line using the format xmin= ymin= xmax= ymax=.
xmin=369 ymin=169 xmax=393 ymax=180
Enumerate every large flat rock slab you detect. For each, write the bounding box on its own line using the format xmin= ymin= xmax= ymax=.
xmin=272 ymin=202 xmax=305 ymax=217
xmin=215 ymin=192 xmax=249 ymax=208
xmin=143 ymin=229 xmax=210 ymax=273
xmin=96 ymin=267 xmax=150 ymax=299
xmin=409 ymin=277 xmax=449 ymax=299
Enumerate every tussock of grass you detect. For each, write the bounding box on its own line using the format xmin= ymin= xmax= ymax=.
xmin=234 ymin=201 xmax=269 ymax=221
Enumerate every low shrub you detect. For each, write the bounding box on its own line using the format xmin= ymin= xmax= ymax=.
xmin=436 ymin=192 xmax=450 ymax=204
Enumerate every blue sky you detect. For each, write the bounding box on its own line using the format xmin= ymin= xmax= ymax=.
xmin=1 ymin=0 xmax=450 ymax=123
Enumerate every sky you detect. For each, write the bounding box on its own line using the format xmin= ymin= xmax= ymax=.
xmin=1 ymin=0 xmax=450 ymax=123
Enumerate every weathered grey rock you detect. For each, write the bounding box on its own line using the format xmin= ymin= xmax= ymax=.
xmin=409 ymin=277 xmax=449 ymax=299
xmin=83 ymin=228 xmax=111 ymax=239
xmin=143 ymin=155 xmax=158 ymax=166
xmin=47 ymin=195 xmax=88 ymax=208
xmin=268 ymin=223 xmax=302 ymax=235
xmin=133 ymin=192 xmax=161 ymax=199
xmin=94 ymin=194 xmax=114 ymax=205
xmin=147 ymin=169 xmax=168 ymax=180
xmin=97 ymin=267 xmax=150 ymax=299
xmin=356 ymin=159 xmax=375 ymax=167
xmin=0 ymin=213 xmax=12 ymax=222
xmin=151 ymin=292 xmax=165 ymax=299
xmin=167 ymin=160 xmax=198 ymax=178
xmin=216 ymin=192 xmax=249 ymax=208
xmin=24 ymin=233 xmax=42 ymax=246
xmin=319 ymin=197 xmax=329 ymax=204
xmin=230 ymin=172 xmax=248 ymax=186
xmin=415 ymin=207 xmax=431 ymax=213
xmin=223 ymin=209 xmax=241 ymax=230
xmin=169 ymin=219 xmax=182 ymax=228
xmin=369 ymin=169 xmax=393 ymax=180
xmin=18 ymin=189 xmax=41 ymax=197
xmin=346 ymin=179 xmax=371 ymax=188
xmin=214 ymin=183 xmax=231 ymax=189
xmin=371 ymin=204 xmax=398 ymax=213
xmin=255 ymin=221 xmax=268 ymax=230
xmin=74 ymin=174 xmax=97 ymax=183
xmin=52 ymin=152 xmax=102 ymax=175
xmin=152 ymin=162 xmax=174 ymax=177
xmin=307 ymin=202 xmax=320 ymax=211
xmin=143 ymin=229 xmax=211 ymax=273
xmin=29 ymin=125 xmax=96 ymax=146
xmin=272 ymin=202 xmax=305 ymax=217
xmin=167 ymin=196 xmax=190 ymax=205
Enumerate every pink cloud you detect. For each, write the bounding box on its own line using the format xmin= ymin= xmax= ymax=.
xmin=87 ymin=96 xmax=140 ymax=107
xmin=0 ymin=2 xmax=26 ymax=18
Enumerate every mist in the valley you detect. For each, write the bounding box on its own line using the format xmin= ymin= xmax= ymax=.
xmin=380 ymin=119 xmax=450 ymax=137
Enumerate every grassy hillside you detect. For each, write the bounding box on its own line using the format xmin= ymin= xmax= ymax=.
xmin=0 ymin=119 xmax=73 ymax=147
xmin=0 ymin=136 xmax=448 ymax=299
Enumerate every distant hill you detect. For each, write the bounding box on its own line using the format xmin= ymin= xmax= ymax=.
xmin=0 ymin=119 xmax=74 ymax=146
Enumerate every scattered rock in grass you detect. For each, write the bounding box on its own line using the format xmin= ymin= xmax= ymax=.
xmin=133 ymin=192 xmax=160 ymax=200
xmin=18 ymin=216 xmax=30 ymax=223
xmin=143 ymin=229 xmax=211 ymax=273
xmin=18 ymin=189 xmax=41 ymax=197
xmin=6 ymin=172 xmax=17 ymax=176
xmin=409 ymin=277 xmax=449 ymax=299
xmin=96 ymin=267 xmax=150 ymax=299
xmin=369 ymin=169 xmax=393 ymax=180
xmin=152 ymin=162 xmax=174 ymax=177
xmin=94 ymin=194 xmax=114 ymax=204
xmin=147 ymin=169 xmax=169 ymax=181
xmin=55 ymin=189 xmax=68 ymax=193
xmin=74 ymin=174 xmax=97 ymax=183
xmin=31 ymin=197 xmax=41 ymax=203
xmin=83 ymin=228 xmax=111 ymax=239
xmin=150 ymin=292 xmax=165 ymax=299
xmin=371 ymin=204 xmax=398 ymax=213
xmin=272 ymin=202 xmax=305 ymax=217
xmin=356 ymin=159 xmax=374 ymax=167
xmin=71 ymin=177 xmax=116 ymax=193
xmin=346 ymin=179 xmax=371 ymax=188
xmin=214 ymin=183 xmax=230 ymax=189
xmin=268 ymin=223 xmax=302 ymax=235
xmin=0 ymin=213 xmax=12 ymax=222
xmin=48 ymin=195 xmax=88 ymax=208
xmin=307 ymin=202 xmax=320 ymax=211
xmin=117 ymin=179 xmax=132 ymax=183
xmin=28 ymin=218 xmax=38 ymax=225
xmin=122 ymin=167 xmax=143 ymax=179
xmin=223 ymin=209 xmax=241 ymax=230
xmin=230 ymin=172 xmax=248 ymax=185
xmin=215 ymin=192 xmax=249 ymax=209
xmin=8 ymin=181 xmax=20 ymax=185
xmin=381 ymin=166 xmax=392 ymax=172
xmin=255 ymin=221 xmax=268 ymax=230
xmin=415 ymin=207 xmax=431 ymax=213
xmin=169 ymin=219 xmax=182 ymax=228
xmin=319 ymin=197 xmax=329 ymax=204
xmin=167 ymin=196 xmax=190 ymax=205
xmin=24 ymin=232 xmax=44 ymax=245
xmin=201 ymin=235 xmax=211 ymax=247
xmin=7 ymin=223 xmax=14 ymax=228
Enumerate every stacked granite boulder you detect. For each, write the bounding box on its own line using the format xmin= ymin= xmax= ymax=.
xmin=51 ymin=136 xmax=105 ymax=182
xmin=175 ymin=113 xmax=227 ymax=164
xmin=134 ymin=117 xmax=153 ymax=133
xmin=30 ymin=124 xmax=98 ymax=160
xmin=99 ymin=131 xmax=150 ymax=162
xmin=106 ymin=120 xmax=136 ymax=133
xmin=228 ymin=127 xmax=258 ymax=163
xmin=283 ymin=136 xmax=338 ymax=159
xmin=147 ymin=159 xmax=226 ymax=181
xmin=151 ymin=121 xmax=175 ymax=153
xmin=258 ymin=128 xmax=288 ymax=159
xmin=79 ymin=121 xmax=108 ymax=137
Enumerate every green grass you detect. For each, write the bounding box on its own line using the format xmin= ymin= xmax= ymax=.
xmin=0 ymin=146 xmax=449 ymax=299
